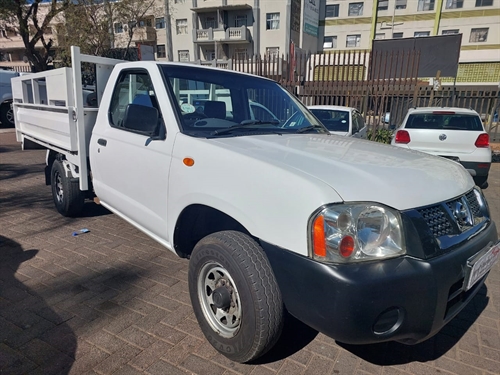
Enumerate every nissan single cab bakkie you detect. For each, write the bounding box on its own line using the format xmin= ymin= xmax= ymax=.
xmin=11 ymin=47 xmax=500 ymax=363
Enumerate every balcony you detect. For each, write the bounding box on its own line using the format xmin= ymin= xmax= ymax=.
xmin=191 ymin=1 xmax=252 ymax=13
xmin=132 ymin=26 xmax=157 ymax=43
xmin=193 ymin=26 xmax=251 ymax=44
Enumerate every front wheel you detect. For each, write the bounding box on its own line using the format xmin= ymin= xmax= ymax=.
xmin=51 ymin=159 xmax=85 ymax=217
xmin=188 ymin=231 xmax=284 ymax=363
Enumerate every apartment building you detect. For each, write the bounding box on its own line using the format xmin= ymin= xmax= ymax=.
xmin=1 ymin=0 xmax=498 ymax=83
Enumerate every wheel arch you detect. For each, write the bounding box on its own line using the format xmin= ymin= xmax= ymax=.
xmin=173 ymin=204 xmax=251 ymax=259
xmin=45 ymin=150 xmax=60 ymax=186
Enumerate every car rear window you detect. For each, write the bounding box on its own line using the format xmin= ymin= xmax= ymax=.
xmin=405 ymin=113 xmax=483 ymax=131
xmin=310 ymin=109 xmax=350 ymax=132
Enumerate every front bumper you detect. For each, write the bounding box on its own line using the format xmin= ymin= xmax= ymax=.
xmin=260 ymin=220 xmax=498 ymax=345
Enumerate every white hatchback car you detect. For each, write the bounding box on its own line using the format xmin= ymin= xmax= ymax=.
xmin=308 ymin=105 xmax=367 ymax=138
xmin=391 ymin=107 xmax=491 ymax=188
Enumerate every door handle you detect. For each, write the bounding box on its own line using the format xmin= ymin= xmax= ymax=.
xmin=97 ymin=138 xmax=107 ymax=146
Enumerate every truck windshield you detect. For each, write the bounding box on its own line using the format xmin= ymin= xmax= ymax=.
xmin=159 ymin=65 xmax=327 ymax=137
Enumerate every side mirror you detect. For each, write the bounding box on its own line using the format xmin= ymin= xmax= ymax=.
xmin=123 ymin=104 xmax=159 ymax=134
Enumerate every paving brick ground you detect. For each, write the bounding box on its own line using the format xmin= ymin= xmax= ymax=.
xmin=1 ymin=129 xmax=499 ymax=375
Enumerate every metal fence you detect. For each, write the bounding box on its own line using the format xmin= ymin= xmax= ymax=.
xmin=224 ymin=50 xmax=499 ymax=139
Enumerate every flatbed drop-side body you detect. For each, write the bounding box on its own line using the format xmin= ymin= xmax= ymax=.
xmin=12 ymin=47 xmax=500 ymax=363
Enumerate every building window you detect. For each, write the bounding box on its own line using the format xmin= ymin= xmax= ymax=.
xmin=114 ymin=23 xmax=123 ymax=34
xmin=206 ymin=50 xmax=216 ymax=60
xmin=266 ymin=47 xmax=279 ymax=59
xmin=442 ymin=29 xmax=459 ymax=35
xmin=235 ymin=15 xmax=247 ymax=27
xmin=414 ymin=31 xmax=430 ymax=37
xmin=445 ymin=0 xmax=463 ymax=8
xmin=178 ymin=50 xmax=189 ymax=62
xmin=155 ymin=17 xmax=165 ymax=29
xmin=325 ymin=4 xmax=340 ymax=17
xmin=348 ymin=2 xmax=364 ymax=16
xmin=204 ymin=16 xmax=217 ymax=29
xmin=417 ymin=0 xmax=435 ymax=11
xmin=469 ymin=28 xmax=488 ymax=42
xmin=323 ymin=36 xmax=338 ymax=48
xmin=346 ymin=34 xmax=361 ymax=47
xmin=176 ymin=19 xmax=188 ymax=34
xmin=174 ymin=0 xmax=185 ymax=3
xmin=375 ymin=33 xmax=385 ymax=40
xmin=475 ymin=0 xmax=493 ymax=6
xmin=395 ymin=0 xmax=407 ymax=9
xmin=234 ymin=48 xmax=248 ymax=59
xmin=157 ymin=45 xmax=166 ymax=58
xmin=266 ymin=13 xmax=280 ymax=30
xmin=393 ymin=32 xmax=404 ymax=38
xmin=378 ymin=0 xmax=389 ymax=10
xmin=138 ymin=19 xmax=152 ymax=27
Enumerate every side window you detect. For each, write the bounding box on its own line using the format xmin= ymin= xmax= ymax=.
xmin=109 ymin=70 xmax=161 ymax=135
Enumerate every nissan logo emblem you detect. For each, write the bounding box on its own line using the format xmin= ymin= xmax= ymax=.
xmin=453 ymin=199 xmax=472 ymax=227
xmin=439 ymin=134 xmax=447 ymax=141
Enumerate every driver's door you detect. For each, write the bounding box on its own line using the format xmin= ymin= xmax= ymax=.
xmin=90 ymin=69 xmax=170 ymax=239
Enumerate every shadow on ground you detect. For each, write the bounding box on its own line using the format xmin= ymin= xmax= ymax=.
xmin=0 ymin=235 xmax=77 ymax=374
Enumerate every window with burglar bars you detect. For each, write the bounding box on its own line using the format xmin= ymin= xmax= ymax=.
xmin=326 ymin=4 xmax=339 ymax=17
xmin=323 ymin=36 xmax=337 ymax=49
xmin=469 ymin=28 xmax=488 ymax=42
xmin=418 ymin=0 xmax=435 ymax=11
xmin=266 ymin=47 xmax=279 ymax=60
xmin=346 ymin=34 xmax=361 ymax=47
xmin=446 ymin=0 xmax=463 ymax=8
xmin=178 ymin=50 xmax=189 ymax=62
xmin=348 ymin=2 xmax=364 ymax=16
xmin=176 ymin=19 xmax=188 ymax=34
xmin=266 ymin=13 xmax=280 ymax=30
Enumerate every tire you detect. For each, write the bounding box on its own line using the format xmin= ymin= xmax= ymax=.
xmin=0 ymin=103 xmax=14 ymax=127
xmin=51 ymin=159 xmax=85 ymax=217
xmin=188 ymin=231 xmax=284 ymax=363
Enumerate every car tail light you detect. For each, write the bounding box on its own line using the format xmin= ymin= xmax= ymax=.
xmin=395 ymin=130 xmax=411 ymax=144
xmin=475 ymin=133 xmax=489 ymax=148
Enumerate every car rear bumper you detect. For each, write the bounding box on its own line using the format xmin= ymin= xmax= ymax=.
xmin=461 ymin=161 xmax=490 ymax=177
xmin=260 ymin=220 xmax=498 ymax=345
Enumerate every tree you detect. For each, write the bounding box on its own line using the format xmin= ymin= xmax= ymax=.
xmin=56 ymin=0 xmax=114 ymax=66
xmin=0 ymin=0 xmax=72 ymax=71
xmin=115 ymin=0 xmax=156 ymax=60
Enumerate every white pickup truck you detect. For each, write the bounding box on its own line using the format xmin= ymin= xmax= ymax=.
xmin=12 ymin=47 xmax=499 ymax=363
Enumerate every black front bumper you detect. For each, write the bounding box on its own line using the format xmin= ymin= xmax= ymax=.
xmin=260 ymin=221 xmax=498 ymax=345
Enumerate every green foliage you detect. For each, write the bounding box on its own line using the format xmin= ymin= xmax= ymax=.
xmin=368 ymin=128 xmax=394 ymax=144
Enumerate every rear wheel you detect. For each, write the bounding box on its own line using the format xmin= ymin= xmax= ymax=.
xmin=51 ymin=159 xmax=85 ymax=217
xmin=188 ymin=231 xmax=284 ymax=363
xmin=0 ymin=103 xmax=14 ymax=127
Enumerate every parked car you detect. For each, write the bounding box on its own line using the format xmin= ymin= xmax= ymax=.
xmin=391 ymin=107 xmax=491 ymax=188
xmin=0 ymin=70 xmax=20 ymax=127
xmin=308 ymin=105 xmax=367 ymax=138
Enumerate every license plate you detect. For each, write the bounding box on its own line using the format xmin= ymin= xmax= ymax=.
xmin=464 ymin=241 xmax=500 ymax=291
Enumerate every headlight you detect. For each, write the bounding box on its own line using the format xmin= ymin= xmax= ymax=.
xmin=309 ymin=203 xmax=405 ymax=263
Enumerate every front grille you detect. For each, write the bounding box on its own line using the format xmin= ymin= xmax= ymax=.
xmin=416 ymin=189 xmax=486 ymax=239
xmin=418 ymin=206 xmax=454 ymax=237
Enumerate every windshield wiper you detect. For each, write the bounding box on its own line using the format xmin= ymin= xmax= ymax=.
xmin=212 ymin=119 xmax=280 ymax=136
xmin=296 ymin=124 xmax=328 ymax=134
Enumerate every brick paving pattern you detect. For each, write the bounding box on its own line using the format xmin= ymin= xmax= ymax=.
xmin=1 ymin=130 xmax=499 ymax=375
